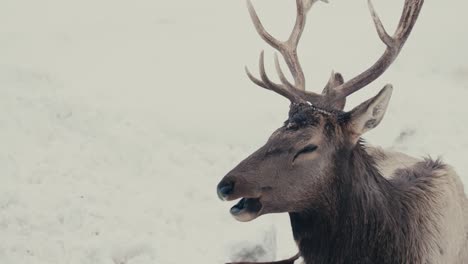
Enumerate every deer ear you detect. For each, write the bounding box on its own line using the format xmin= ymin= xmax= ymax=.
xmin=346 ymin=84 xmax=393 ymax=143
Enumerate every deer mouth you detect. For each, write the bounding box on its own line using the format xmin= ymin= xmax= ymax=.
xmin=230 ymin=197 xmax=263 ymax=222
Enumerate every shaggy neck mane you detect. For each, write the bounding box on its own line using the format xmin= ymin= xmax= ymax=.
xmin=289 ymin=142 xmax=438 ymax=264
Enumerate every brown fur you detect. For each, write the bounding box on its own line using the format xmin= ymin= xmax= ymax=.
xmin=218 ymin=104 xmax=468 ymax=264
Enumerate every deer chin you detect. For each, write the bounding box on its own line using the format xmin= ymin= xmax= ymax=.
xmin=230 ymin=197 xmax=263 ymax=222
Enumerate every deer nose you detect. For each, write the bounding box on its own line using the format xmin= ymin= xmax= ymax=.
xmin=217 ymin=181 xmax=234 ymax=201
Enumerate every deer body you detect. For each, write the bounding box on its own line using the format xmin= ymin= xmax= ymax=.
xmin=377 ymin=148 xmax=468 ymax=263
xmin=216 ymin=0 xmax=468 ymax=263
xmin=290 ymin=145 xmax=468 ymax=264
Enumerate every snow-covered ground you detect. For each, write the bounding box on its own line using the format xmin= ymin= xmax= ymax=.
xmin=0 ymin=0 xmax=467 ymax=263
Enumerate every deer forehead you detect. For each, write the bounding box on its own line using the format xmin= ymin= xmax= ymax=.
xmin=268 ymin=118 xmax=335 ymax=150
xmin=287 ymin=106 xmax=343 ymax=133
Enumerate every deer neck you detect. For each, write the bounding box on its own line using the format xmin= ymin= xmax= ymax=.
xmin=289 ymin=142 xmax=406 ymax=264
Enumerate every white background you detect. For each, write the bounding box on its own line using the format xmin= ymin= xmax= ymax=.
xmin=0 ymin=0 xmax=467 ymax=263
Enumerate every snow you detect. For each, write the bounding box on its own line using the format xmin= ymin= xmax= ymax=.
xmin=0 ymin=0 xmax=467 ymax=263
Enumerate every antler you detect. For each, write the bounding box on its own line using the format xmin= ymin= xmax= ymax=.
xmin=245 ymin=0 xmax=326 ymax=104
xmin=329 ymin=0 xmax=424 ymax=103
xmin=245 ymin=0 xmax=424 ymax=109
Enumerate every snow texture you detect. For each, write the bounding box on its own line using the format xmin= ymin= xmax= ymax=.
xmin=0 ymin=0 xmax=467 ymax=263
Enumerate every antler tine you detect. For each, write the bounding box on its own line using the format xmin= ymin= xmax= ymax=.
xmin=395 ymin=0 xmax=423 ymax=39
xmin=288 ymin=0 xmax=307 ymax=48
xmin=367 ymin=0 xmax=393 ymax=46
xmin=245 ymin=0 xmax=324 ymax=102
xmin=274 ymin=53 xmax=296 ymax=90
xmin=245 ymin=52 xmax=306 ymax=103
xmin=246 ymin=0 xmax=283 ymax=50
xmin=282 ymin=0 xmax=307 ymax=91
xmin=331 ymin=0 xmax=424 ymax=101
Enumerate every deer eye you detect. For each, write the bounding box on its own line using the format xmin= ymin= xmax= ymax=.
xmin=293 ymin=144 xmax=318 ymax=161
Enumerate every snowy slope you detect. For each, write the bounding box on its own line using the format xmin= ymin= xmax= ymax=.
xmin=0 ymin=0 xmax=467 ymax=263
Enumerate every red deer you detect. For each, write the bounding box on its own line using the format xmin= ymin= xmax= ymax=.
xmin=217 ymin=0 xmax=468 ymax=263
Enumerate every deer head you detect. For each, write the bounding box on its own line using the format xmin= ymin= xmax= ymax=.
xmin=217 ymin=0 xmax=423 ymax=222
